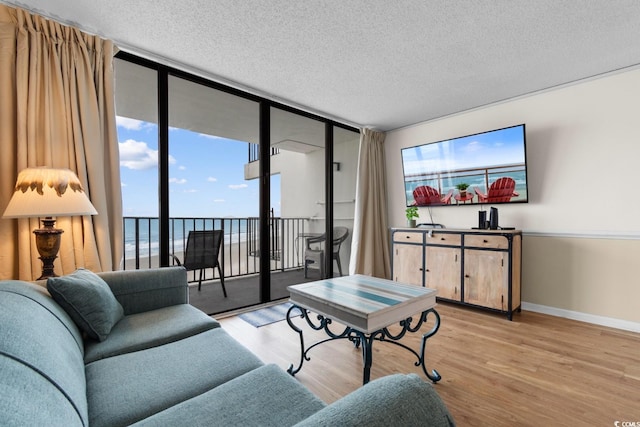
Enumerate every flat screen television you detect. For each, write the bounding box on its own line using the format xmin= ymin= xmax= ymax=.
xmin=401 ymin=124 xmax=528 ymax=207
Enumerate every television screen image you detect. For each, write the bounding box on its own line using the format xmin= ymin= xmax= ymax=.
xmin=401 ymin=124 xmax=528 ymax=207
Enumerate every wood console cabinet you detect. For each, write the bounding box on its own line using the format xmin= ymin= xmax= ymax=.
xmin=391 ymin=228 xmax=522 ymax=320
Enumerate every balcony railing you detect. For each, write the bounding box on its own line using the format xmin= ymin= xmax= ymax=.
xmin=404 ymin=163 xmax=527 ymax=200
xmin=248 ymin=143 xmax=280 ymax=163
xmin=123 ymin=216 xmax=311 ymax=284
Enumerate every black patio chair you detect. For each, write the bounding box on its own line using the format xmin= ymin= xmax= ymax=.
xmin=172 ymin=230 xmax=227 ymax=296
xmin=304 ymin=226 xmax=349 ymax=278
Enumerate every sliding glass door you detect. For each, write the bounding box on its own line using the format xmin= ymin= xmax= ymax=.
xmin=114 ymin=51 xmax=359 ymax=315
xmin=167 ymin=75 xmax=261 ymax=313
xmin=332 ymin=127 xmax=360 ymax=276
xmin=267 ymin=107 xmax=326 ymax=298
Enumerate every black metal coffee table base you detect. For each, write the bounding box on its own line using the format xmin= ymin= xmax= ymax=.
xmin=286 ymin=304 xmax=442 ymax=385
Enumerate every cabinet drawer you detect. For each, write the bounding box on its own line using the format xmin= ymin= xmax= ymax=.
xmin=393 ymin=232 xmax=423 ymax=244
xmin=425 ymin=232 xmax=461 ymax=246
xmin=464 ymin=235 xmax=508 ymax=249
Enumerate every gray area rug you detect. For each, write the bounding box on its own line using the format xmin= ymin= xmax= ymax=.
xmin=239 ymin=302 xmax=303 ymax=328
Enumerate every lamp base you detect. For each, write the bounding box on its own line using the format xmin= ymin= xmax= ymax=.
xmin=33 ymin=217 xmax=63 ymax=280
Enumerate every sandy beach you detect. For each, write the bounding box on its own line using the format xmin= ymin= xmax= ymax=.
xmin=122 ymin=240 xmax=300 ymax=279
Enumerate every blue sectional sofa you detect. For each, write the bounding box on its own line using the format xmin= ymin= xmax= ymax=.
xmin=0 ymin=266 xmax=454 ymax=426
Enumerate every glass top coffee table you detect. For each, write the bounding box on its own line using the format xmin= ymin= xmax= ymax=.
xmin=286 ymin=274 xmax=441 ymax=385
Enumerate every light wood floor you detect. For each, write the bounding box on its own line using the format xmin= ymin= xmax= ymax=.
xmin=219 ymin=302 xmax=640 ymax=426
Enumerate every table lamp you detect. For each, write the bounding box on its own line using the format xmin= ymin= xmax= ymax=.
xmin=2 ymin=167 xmax=98 ymax=279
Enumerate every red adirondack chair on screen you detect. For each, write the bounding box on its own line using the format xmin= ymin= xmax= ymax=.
xmin=412 ymin=185 xmax=453 ymax=206
xmin=474 ymin=177 xmax=519 ymax=203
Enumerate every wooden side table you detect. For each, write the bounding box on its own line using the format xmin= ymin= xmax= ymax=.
xmin=454 ymin=192 xmax=474 ymax=204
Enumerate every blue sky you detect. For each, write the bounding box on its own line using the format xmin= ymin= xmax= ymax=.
xmin=116 ymin=117 xmax=280 ymax=218
xmin=402 ymin=125 xmax=526 ymax=176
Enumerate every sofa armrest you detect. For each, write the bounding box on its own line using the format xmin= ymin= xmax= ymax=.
xmin=294 ymin=374 xmax=455 ymax=427
xmin=97 ymin=267 xmax=189 ymax=315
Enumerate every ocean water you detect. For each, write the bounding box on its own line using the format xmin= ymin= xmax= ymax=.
xmin=123 ymin=217 xmax=252 ymax=259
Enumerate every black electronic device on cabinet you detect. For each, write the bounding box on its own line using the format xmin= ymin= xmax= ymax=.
xmin=478 ymin=210 xmax=487 ymax=229
xmin=489 ymin=207 xmax=499 ymax=230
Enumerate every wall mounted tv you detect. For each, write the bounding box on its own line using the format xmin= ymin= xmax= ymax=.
xmin=401 ymin=124 xmax=528 ymax=207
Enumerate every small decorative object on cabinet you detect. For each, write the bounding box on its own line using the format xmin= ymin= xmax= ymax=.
xmin=405 ymin=206 xmax=419 ymax=228
xmin=390 ymin=227 xmax=521 ymax=320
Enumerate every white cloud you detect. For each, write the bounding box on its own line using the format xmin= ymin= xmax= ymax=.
xmin=214 ymin=199 xmax=225 ymax=203
xmin=169 ymin=177 xmax=187 ymax=184
xmin=228 ymin=184 xmax=248 ymax=190
xmin=465 ymin=140 xmax=483 ymax=152
xmin=200 ymin=133 xmax=223 ymax=140
xmin=119 ymin=139 xmax=176 ymax=170
xmin=184 ymin=189 xmax=198 ymax=193
xmin=207 ymin=177 xmax=217 ymax=182
xmin=179 ymin=166 xmax=186 ymax=170
xmin=116 ymin=116 xmax=146 ymax=130
xmin=121 ymin=182 xmax=127 ymax=187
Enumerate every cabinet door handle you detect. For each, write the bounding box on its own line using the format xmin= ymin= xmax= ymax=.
xmin=425 ymin=269 xmax=430 ymax=272
xmin=483 ymin=239 xmax=488 ymax=243
xmin=465 ymin=274 xmax=470 ymax=278
xmin=440 ymin=237 xmax=445 ymax=241
xmin=419 ymin=268 xmax=423 ymax=271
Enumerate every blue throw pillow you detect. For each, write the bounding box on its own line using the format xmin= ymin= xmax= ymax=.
xmin=47 ymin=269 xmax=124 ymax=341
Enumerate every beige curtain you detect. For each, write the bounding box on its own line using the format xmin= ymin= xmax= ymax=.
xmin=0 ymin=5 xmax=122 ymax=280
xmin=348 ymin=128 xmax=391 ymax=278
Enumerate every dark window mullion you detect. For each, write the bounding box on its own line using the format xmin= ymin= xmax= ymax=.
xmin=325 ymin=122 xmax=334 ymax=278
xmin=259 ymin=102 xmax=271 ymax=302
xmin=158 ymin=66 xmax=170 ymax=267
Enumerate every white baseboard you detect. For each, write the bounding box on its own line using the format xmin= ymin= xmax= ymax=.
xmin=522 ymin=302 xmax=640 ymax=334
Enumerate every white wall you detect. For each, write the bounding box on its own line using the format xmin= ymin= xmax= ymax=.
xmin=276 ymin=149 xmax=325 ymax=226
xmin=384 ymin=68 xmax=640 ymax=329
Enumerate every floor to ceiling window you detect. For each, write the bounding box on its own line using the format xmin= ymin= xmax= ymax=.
xmin=114 ymin=58 xmax=159 ymax=271
xmin=114 ymin=51 xmax=359 ymax=315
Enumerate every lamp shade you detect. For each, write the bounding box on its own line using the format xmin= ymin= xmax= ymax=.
xmin=3 ymin=167 xmax=97 ymax=218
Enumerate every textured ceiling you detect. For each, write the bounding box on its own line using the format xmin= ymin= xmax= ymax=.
xmin=4 ymin=0 xmax=640 ymax=131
